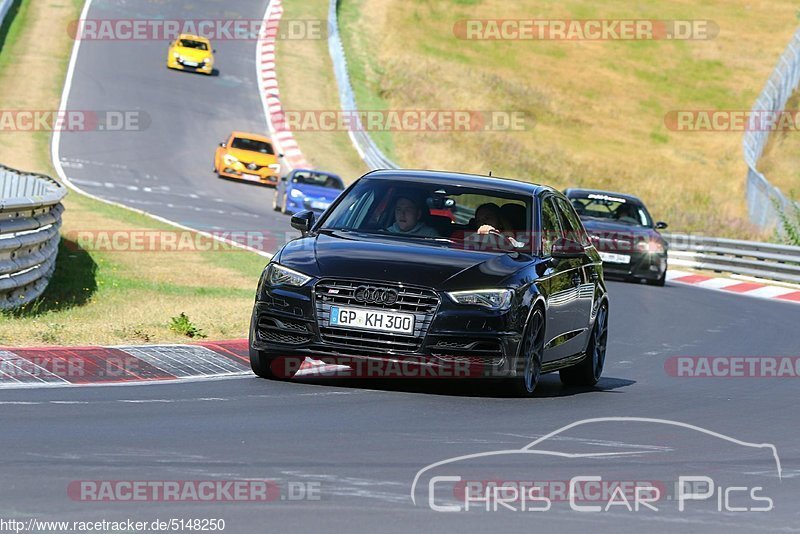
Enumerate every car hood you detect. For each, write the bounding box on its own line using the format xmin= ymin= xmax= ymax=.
xmin=276 ymin=231 xmax=534 ymax=290
xmin=226 ymin=148 xmax=277 ymax=165
xmin=291 ymin=184 xmax=341 ymax=201
xmin=580 ymin=218 xmax=662 ymax=239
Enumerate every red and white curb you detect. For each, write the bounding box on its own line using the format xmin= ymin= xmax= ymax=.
xmin=0 ymin=339 xmax=339 ymax=389
xmin=258 ymin=0 xmax=310 ymax=170
xmin=667 ymin=269 xmax=800 ymax=304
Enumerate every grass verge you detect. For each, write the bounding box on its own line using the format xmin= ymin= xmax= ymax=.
xmin=0 ymin=0 xmax=268 ymax=346
xmin=337 ymin=0 xmax=800 ymax=238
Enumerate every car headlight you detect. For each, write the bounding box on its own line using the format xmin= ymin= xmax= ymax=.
xmin=172 ymin=52 xmax=179 ymax=59
xmin=290 ymin=188 xmax=305 ymax=199
xmin=637 ymin=239 xmax=665 ymax=253
xmin=223 ymin=154 xmax=239 ymax=166
xmin=447 ymin=289 xmax=514 ymax=310
xmin=268 ymin=163 xmax=281 ymax=172
xmin=264 ymin=263 xmax=312 ymax=287
xmin=203 ymin=57 xmax=211 ymax=63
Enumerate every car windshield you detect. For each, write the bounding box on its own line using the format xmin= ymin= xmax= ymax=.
xmin=569 ymin=193 xmax=653 ymax=227
xmin=293 ymin=172 xmax=344 ymax=190
xmin=179 ymin=39 xmax=208 ymax=50
xmin=319 ymin=178 xmax=532 ymax=252
xmin=230 ymin=137 xmax=274 ymax=154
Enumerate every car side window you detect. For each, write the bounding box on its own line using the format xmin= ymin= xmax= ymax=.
xmin=540 ymin=196 xmax=563 ymax=256
xmin=556 ymin=198 xmax=590 ymax=246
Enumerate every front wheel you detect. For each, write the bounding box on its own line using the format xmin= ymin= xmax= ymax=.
xmin=505 ymin=307 xmax=545 ymax=397
xmin=647 ymin=270 xmax=666 ymax=287
xmin=560 ymin=302 xmax=608 ymax=386
xmin=272 ymin=190 xmax=280 ymax=211
xmin=250 ymin=349 xmax=298 ymax=381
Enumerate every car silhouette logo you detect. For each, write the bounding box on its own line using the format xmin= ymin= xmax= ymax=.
xmin=354 ymin=286 xmax=399 ymax=305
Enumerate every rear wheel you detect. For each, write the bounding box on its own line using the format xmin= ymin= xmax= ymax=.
xmin=505 ymin=308 xmax=545 ymax=397
xmin=560 ymin=302 xmax=608 ymax=386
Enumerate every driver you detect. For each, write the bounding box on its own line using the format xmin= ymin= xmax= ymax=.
xmin=386 ymin=195 xmax=440 ymax=237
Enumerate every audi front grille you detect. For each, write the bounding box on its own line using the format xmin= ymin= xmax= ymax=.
xmin=314 ymin=279 xmax=440 ymax=353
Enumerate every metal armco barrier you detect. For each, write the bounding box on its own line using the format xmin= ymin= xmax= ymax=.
xmin=743 ymin=28 xmax=800 ymax=232
xmin=0 ymin=165 xmax=66 ymax=310
xmin=665 ymin=233 xmax=800 ymax=285
xmin=328 ymin=0 xmax=398 ymax=170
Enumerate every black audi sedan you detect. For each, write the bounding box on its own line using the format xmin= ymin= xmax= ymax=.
xmin=250 ymin=170 xmax=609 ymax=396
xmin=565 ymin=189 xmax=668 ymax=286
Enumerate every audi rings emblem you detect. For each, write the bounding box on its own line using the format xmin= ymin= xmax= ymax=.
xmin=354 ymin=286 xmax=399 ymax=305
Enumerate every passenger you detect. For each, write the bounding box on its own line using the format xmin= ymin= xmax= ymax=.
xmin=474 ymin=202 xmax=525 ymax=249
xmin=386 ymin=196 xmax=440 ymax=237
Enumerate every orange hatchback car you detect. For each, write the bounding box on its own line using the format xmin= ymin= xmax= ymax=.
xmin=214 ymin=132 xmax=282 ymax=185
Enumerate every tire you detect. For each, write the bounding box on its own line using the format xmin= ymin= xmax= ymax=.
xmin=249 ymin=348 xmax=299 ymax=381
xmin=560 ymin=301 xmax=608 ymax=386
xmin=272 ymin=190 xmax=280 ymax=211
xmin=647 ymin=270 xmax=666 ymax=287
xmin=280 ymin=194 xmax=289 ymax=215
xmin=504 ymin=307 xmax=545 ymax=397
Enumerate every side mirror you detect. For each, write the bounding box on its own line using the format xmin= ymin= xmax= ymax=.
xmin=219 ymin=142 xmax=226 ymax=148
xmin=655 ymin=221 xmax=668 ymax=230
xmin=291 ymin=210 xmax=315 ymax=234
xmin=213 ymin=49 xmax=217 ymax=53
xmin=279 ymin=153 xmax=285 ymax=158
xmin=551 ymin=237 xmax=585 ymax=259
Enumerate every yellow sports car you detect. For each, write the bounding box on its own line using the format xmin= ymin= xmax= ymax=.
xmin=167 ymin=34 xmax=214 ymax=75
xmin=214 ymin=132 xmax=282 ymax=185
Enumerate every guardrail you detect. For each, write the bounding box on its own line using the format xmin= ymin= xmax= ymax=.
xmin=0 ymin=0 xmax=15 ymax=29
xmin=328 ymin=0 xmax=398 ymax=170
xmin=742 ymin=28 xmax=800 ymax=233
xmin=665 ymin=233 xmax=800 ymax=285
xmin=0 ymin=165 xmax=66 ymax=310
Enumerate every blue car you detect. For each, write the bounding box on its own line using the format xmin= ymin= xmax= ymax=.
xmin=273 ymin=169 xmax=345 ymax=215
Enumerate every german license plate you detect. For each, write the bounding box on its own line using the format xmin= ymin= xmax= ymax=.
xmin=242 ymin=173 xmax=261 ymax=181
xmin=600 ymin=252 xmax=631 ymax=264
xmin=329 ymin=306 xmax=415 ymax=335
xmin=183 ymin=61 xmax=198 ymax=67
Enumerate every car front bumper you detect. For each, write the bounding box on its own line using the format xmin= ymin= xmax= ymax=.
xmin=218 ymin=167 xmax=279 ymax=185
xmin=167 ymin=58 xmax=213 ymax=74
xmin=249 ymin=280 xmax=527 ymax=379
xmin=601 ymin=251 xmax=667 ymax=282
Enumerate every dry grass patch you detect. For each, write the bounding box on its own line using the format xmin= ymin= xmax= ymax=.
xmin=339 ymin=0 xmax=799 ymax=237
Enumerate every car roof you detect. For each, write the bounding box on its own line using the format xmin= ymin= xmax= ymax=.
xmin=229 ymin=131 xmax=272 ymax=143
xmin=362 ymin=169 xmax=555 ymax=196
xmin=177 ymin=34 xmax=211 ymax=43
xmin=564 ymin=188 xmax=645 ymax=205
